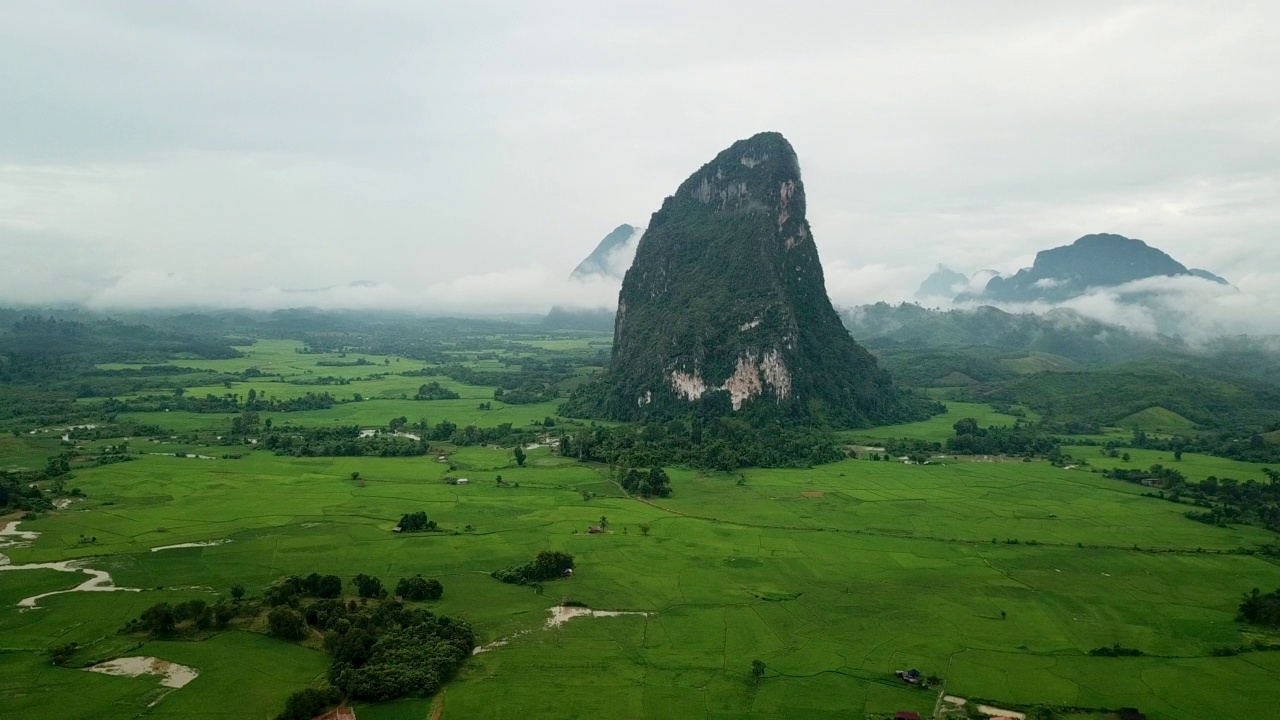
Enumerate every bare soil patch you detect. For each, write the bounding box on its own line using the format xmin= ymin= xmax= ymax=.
xmin=86 ymin=656 xmax=199 ymax=689
xmin=801 ymin=491 xmax=824 ymax=498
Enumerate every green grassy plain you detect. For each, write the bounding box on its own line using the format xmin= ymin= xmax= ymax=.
xmin=4 ymin=442 xmax=1279 ymax=720
xmin=6 ymin=343 xmax=1278 ymax=720
xmin=842 ymin=401 xmax=1031 ymax=443
xmin=1065 ymin=446 xmax=1272 ymax=484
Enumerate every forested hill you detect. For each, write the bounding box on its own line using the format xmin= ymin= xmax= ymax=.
xmin=842 ymin=302 xmax=1180 ymax=365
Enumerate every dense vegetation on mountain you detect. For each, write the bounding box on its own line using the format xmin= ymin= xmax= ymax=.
xmin=568 ymin=132 xmax=934 ymax=429
xmin=844 ymin=302 xmax=1178 ymax=366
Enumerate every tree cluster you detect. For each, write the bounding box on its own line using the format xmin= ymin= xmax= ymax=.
xmin=414 ymin=382 xmax=460 ymax=400
xmin=256 ymin=575 xmax=473 ymax=704
xmin=1238 ymin=587 xmax=1280 ymax=627
xmin=275 ymin=688 xmax=343 ymax=720
xmin=264 ymin=573 xmax=345 ymax=605
xmin=492 ymin=550 xmax=575 ymax=585
xmin=558 ymin=418 xmax=844 ymax=472
xmin=620 ymin=466 xmax=672 ymax=498
xmin=443 ymin=362 xmax=568 ymax=405
xmin=396 ymin=511 xmax=437 ymax=533
xmin=395 ymin=575 xmax=444 ymax=601
xmin=946 ymin=418 xmax=1061 ymax=458
xmin=123 ymin=598 xmax=240 ymax=638
xmin=1105 ymin=465 xmax=1280 ymax=531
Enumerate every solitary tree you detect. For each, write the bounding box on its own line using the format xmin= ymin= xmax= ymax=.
xmin=514 ymin=445 xmax=526 ymax=467
xmin=230 ymin=583 xmax=246 ymax=601
xmin=750 ymin=659 xmax=766 ymax=683
xmin=638 ymin=523 xmax=651 ymax=536
xmin=350 ymin=471 xmax=361 ymax=482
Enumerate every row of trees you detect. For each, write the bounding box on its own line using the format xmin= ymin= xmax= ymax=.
xmin=101 ymin=390 xmax=336 ymax=415
xmin=123 ymin=598 xmax=243 ymax=637
xmin=946 ymin=418 xmax=1061 ymax=457
xmin=261 ymin=425 xmax=429 ymax=457
xmin=557 ymin=418 xmax=844 ymax=471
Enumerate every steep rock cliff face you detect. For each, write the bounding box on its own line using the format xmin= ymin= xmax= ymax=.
xmin=575 ymin=132 xmax=914 ymax=427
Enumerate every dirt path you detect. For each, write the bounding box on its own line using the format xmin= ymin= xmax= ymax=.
xmin=429 ymin=691 xmax=446 ymax=720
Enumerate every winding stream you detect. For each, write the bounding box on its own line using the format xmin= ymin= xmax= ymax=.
xmin=0 ymin=521 xmax=141 ymax=608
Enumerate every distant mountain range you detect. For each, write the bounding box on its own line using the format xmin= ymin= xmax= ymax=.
xmin=570 ymin=224 xmax=644 ymax=280
xmin=936 ymin=233 xmax=1229 ymax=304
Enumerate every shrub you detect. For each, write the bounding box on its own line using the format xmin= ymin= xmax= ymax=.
xmin=275 ymin=687 xmax=342 ymax=720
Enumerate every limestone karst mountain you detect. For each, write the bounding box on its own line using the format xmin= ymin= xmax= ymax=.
xmin=566 ymin=132 xmax=923 ymax=427
xmin=915 ymin=265 xmax=970 ymax=299
xmin=569 ymin=224 xmax=643 ymax=280
xmin=968 ymin=233 xmax=1228 ymax=303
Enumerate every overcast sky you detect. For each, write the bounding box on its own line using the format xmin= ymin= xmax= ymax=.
xmin=2 ymin=1 xmax=1278 ymax=323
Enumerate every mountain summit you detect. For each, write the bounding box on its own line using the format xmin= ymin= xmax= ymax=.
xmin=973 ymin=233 xmax=1226 ymax=303
xmin=570 ymin=224 xmax=642 ymax=279
xmin=571 ymin=132 xmax=917 ymax=427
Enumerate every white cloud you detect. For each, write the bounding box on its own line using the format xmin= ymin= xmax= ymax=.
xmin=948 ymin=273 xmax=1280 ymax=342
xmin=0 ymin=1 xmax=1277 ymax=325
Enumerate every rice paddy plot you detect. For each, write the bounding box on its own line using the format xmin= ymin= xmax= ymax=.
xmin=4 ymin=446 xmax=1280 ymax=720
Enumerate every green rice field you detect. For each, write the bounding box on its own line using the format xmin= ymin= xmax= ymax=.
xmin=4 ymin=442 xmax=1279 ymax=719
xmin=4 ymin=337 xmax=1278 ymax=720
